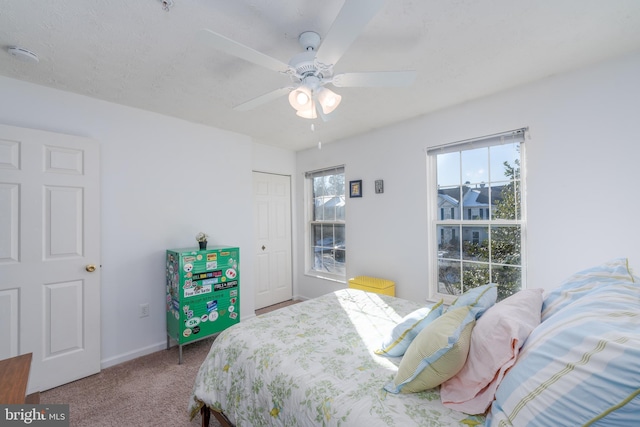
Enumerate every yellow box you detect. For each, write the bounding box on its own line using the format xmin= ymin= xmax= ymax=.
xmin=348 ymin=276 xmax=395 ymax=296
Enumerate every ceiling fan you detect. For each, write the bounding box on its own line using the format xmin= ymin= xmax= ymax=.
xmin=200 ymin=0 xmax=416 ymax=120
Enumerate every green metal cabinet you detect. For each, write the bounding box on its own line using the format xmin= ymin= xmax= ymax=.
xmin=165 ymin=246 xmax=240 ymax=363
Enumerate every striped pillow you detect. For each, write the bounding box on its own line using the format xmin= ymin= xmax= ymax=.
xmin=449 ymin=283 xmax=499 ymax=316
xmin=384 ymin=305 xmax=476 ymax=393
xmin=384 ymin=285 xmax=497 ymax=394
xmin=375 ymin=300 xmax=444 ymax=357
xmin=541 ymin=257 xmax=635 ymax=322
xmin=487 ymin=277 xmax=640 ymax=426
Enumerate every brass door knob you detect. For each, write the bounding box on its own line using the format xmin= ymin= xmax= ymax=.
xmin=86 ymin=264 xmax=97 ymax=272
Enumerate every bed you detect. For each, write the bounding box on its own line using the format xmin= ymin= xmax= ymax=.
xmin=188 ymin=288 xmax=484 ymax=426
xmin=189 ymin=258 xmax=640 ymax=426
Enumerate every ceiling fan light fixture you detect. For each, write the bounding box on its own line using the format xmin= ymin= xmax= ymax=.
xmin=288 ymin=86 xmax=313 ymax=111
xmin=289 ymin=84 xmax=341 ymax=119
xmin=296 ymin=91 xmax=309 ymax=106
xmin=317 ymin=88 xmax=342 ymax=114
xmin=296 ymin=104 xmax=317 ymax=119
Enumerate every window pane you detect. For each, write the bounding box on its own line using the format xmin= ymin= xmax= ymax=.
xmin=438 ymin=186 xmax=462 ymax=219
xmin=311 ymin=223 xmax=345 ymax=276
xmin=491 ymin=265 xmax=522 ymax=300
xmin=491 ymin=225 xmax=521 ymax=265
xmin=490 ymin=143 xmax=520 ymax=182
xmin=437 ymin=152 xmax=460 ymax=187
xmin=461 ymin=147 xmax=488 ymax=186
xmin=492 ymin=181 xmax=521 ymax=220
xmin=314 ymin=197 xmax=323 ymax=221
xmin=437 ymin=259 xmax=461 ymax=296
xmin=322 ymin=197 xmax=336 ymax=221
xmin=312 ymin=224 xmax=323 ymax=247
xmin=460 ymin=184 xmax=493 ymax=221
xmin=462 ymin=262 xmax=490 ymax=293
xmin=313 ymin=177 xmax=325 ymax=198
xmin=437 ymin=225 xmax=460 ymax=260
xmin=314 ymin=248 xmax=345 ymax=276
xmin=315 ymin=195 xmax=346 ymax=221
xmin=335 ymin=196 xmax=346 ymax=221
xmin=462 ymin=225 xmax=489 ymax=261
xmin=334 ymin=224 xmax=345 ymax=249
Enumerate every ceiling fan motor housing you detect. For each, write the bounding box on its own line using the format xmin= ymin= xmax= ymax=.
xmin=288 ymin=31 xmax=331 ymax=81
xmin=289 ymin=50 xmax=318 ymax=78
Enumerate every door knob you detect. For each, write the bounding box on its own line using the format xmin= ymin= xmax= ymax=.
xmin=261 ymin=245 xmax=266 ymax=251
xmin=86 ymin=264 xmax=97 ymax=272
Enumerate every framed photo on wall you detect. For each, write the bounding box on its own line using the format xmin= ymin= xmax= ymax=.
xmin=349 ymin=180 xmax=362 ymax=198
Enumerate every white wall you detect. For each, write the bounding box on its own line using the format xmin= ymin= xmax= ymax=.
xmin=3 ymin=48 xmax=639 ymax=370
xmin=0 ymin=76 xmax=296 ymax=368
xmin=295 ymin=50 xmax=640 ymax=302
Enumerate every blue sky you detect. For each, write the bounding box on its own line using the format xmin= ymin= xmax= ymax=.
xmin=436 ymin=143 xmax=519 ymax=188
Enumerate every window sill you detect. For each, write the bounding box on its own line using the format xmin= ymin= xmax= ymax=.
xmin=304 ymin=271 xmax=346 ymax=284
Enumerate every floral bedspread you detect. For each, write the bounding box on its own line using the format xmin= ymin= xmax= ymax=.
xmin=189 ymin=288 xmax=484 ymax=426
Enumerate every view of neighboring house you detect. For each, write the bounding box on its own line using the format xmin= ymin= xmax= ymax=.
xmin=438 ymin=183 xmax=506 ymax=247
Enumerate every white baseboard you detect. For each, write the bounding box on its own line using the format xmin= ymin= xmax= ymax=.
xmin=100 ymin=341 xmax=168 ymax=369
xmin=100 ymin=316 xmax=258 ymax=370
xmin=242 ymin=313 xmax=256 ymax=321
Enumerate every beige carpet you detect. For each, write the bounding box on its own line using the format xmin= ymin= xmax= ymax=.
xmin=41 ymin=337 xmax=220 ymax=427
xmin=255 ymin=299 xmax=301 ymax=316
xmin=41 ymin=301 xmax=301 ymax=427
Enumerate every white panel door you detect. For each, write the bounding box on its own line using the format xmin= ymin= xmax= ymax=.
xmin=0 ymin=124 xmax=101 ymax=393
xmin=253 ymin=172 xmax=292 ymax=309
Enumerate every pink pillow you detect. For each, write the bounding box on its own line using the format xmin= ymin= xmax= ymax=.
xmin=440 ymin=288 xmax=543 ymax=414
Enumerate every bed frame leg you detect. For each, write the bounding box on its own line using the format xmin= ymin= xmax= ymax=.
xmin=201 ymin=406 xmax=210 ymax=427
xmin=201 ymin=405 xmax=234 ymax=427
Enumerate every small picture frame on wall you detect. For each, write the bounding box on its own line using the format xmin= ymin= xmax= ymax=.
xmin=375 ymin=179 xmax=384 ymax=194
xmin=349 ymin=180 xmax=362 ymax=198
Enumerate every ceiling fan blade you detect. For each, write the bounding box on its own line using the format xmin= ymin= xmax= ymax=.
xmin=316 ymin=0 xmax=385 ymax=66
xmin=233 ymin=87 xmax=292 ymax=111
xmin=199 ymin=29 xmax=290 ymax=73
xmin=332 ymin=71 xmax=417 ymax=87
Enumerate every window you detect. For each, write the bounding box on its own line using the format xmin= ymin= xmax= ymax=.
xmin=427 ymin=129 xmax=526 ymax=301
xmin=305 ymin=166 xmax=345 ymax=279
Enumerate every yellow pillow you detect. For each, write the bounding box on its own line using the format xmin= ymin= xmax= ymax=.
xmin=385 ymin=306 xmax=475 ymax=393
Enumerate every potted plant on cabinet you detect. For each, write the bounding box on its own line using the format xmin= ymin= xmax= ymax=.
xmin=196 ymin=232 xmax=208 ymax=250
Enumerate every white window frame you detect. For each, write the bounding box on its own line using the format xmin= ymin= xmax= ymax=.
xmin=426 ymin=128 xmax=528 ymax=304
xmin=304 ymin=166 xmax=346 ymax=282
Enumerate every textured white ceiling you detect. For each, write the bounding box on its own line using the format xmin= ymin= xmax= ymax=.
xmin=1 ymin=0 xmax=640 ymax=151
